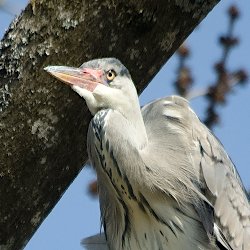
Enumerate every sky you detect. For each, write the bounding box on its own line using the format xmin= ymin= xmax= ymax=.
xmin=0 ymin=1 xmax=249 ymax=249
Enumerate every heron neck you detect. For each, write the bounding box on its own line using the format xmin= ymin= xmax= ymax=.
xmin=125 ymin=100 xmax=148 ymax=149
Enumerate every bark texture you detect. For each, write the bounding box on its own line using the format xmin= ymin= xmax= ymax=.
xmin=0 ymin=0 xmax=219 ymax=249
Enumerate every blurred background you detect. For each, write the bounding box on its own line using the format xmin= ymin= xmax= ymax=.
xmin=0 ymin=0 xmax=249 ymax=249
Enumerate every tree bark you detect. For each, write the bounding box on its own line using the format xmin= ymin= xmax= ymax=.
xmin=0 ymin=0 xmax=219 ymax=249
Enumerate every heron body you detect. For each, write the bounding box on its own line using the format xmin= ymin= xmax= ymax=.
xmin=88 ymin=103 xmax=214 ymax=250
xmin=45 ymin=58 xmax=250 ymax=250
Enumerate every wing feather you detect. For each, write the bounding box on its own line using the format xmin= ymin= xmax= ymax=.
xmin=142 ymin=95 xmax=250 ymax=250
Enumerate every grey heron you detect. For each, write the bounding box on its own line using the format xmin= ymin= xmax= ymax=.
xmin=45 ymin=58 xmax=250 ymax=250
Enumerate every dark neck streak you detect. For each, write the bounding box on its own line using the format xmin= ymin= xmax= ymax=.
xmin=90 ymin=109 xmax=135 ymax=247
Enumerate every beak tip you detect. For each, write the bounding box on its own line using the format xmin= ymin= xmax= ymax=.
xmin=44 ymin=66 xmax=53 ymax=72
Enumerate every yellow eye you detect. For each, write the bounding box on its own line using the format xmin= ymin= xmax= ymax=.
xmin=106 ymin=70 xmax=116 ymax=81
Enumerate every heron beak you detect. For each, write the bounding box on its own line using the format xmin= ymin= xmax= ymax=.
xmin=44 ymin=66 xmax=103 ymax=92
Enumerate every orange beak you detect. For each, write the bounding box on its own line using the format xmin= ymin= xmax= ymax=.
xmin=44 ymin=66 xmax=104 ymax=92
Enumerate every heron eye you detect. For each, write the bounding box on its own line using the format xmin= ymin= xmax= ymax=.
xmin=106 ymin=70 xmax=116 ymax=81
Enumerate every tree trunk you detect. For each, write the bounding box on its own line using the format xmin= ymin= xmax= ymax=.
xmin=0 ymin=0 xmax=219 ymax=249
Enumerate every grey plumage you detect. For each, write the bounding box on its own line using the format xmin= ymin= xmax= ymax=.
xmin=45 ymin=58 xmax=250 ymax=250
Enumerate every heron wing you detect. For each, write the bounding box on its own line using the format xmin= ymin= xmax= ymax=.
xmin=141 ymin=95 xmax=250 ymax=250
xmin=193 ymin=116 xmax=250 ymax=250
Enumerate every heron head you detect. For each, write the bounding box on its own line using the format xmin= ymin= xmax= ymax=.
xmin=44 ymin=58 xmax=138 ymax=115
